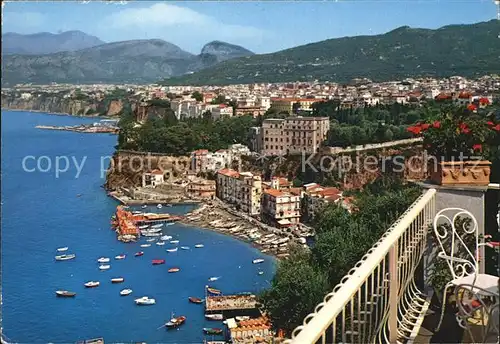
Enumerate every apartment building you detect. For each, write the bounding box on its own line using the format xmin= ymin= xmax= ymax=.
xmin=186 ymin=179 xmax=216 ymax=199
xmin=301 ymin=183 xmax=342 ymax=222
xmin=261 ymin=116 xmax=330 ymax=156
xmin=211 ymin=104 xmax=234 ymax=120
xmin=190 ymin=149 xmax=232 ymax=173
xmin=270 ymin=97 xmax=322 ymax=114
xmin=248 ymin=127 xmax=263 ymax=153
xmin=261 ymin=188 xmax=301 ymax=228
xmin=216 ymin=169 xmax=262 ymax=216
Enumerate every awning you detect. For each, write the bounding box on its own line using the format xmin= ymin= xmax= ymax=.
xmin=277 ymin=219 xmax=291 ymax=226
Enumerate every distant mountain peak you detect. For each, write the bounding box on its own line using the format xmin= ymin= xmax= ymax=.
xmin=200 ymin=41 xmax=254 ymax=62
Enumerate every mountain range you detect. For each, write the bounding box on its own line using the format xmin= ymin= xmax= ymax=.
xmin=2 ymin=20 xmax=500 ymax=86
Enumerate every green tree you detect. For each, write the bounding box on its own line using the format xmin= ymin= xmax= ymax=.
xmin=191 ymin=91 xmax=203 ymax=102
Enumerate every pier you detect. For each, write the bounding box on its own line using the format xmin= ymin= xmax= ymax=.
xmin=35 ymin=125 xmax=118 ymax=134
xmin=205 ymin=294 xmax=258 ymax=312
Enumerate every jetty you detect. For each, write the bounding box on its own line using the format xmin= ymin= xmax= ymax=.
xmin=36 ymin=125 xmax=118 ymax=134
xmin=205 ymin=294 xmax=258 ymax=312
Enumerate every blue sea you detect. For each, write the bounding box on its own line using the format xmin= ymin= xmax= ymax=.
xmin=1 ymin=111 xmax=276 ymax=343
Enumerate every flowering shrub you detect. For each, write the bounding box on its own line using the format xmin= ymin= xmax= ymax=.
xmin=407 ymin=107 xmax=500 ymax=160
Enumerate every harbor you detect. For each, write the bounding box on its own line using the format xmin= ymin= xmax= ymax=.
xmin=35 ymin=123 xmax=118 ymax=134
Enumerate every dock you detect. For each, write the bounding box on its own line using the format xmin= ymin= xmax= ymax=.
xmin=205 ymin=294 xmax=258 ymax=312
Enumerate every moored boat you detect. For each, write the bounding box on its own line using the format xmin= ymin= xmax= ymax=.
xmin=165 ymin=315 xmax=186 ymax=329
xmin=135 ymin=251 xmax=144 ymax=257
xmin=140 ymin=244 xmax=151 ymax=248
xmin=157 ymin=204 xmax=163 ymax=209
xmin=141 ymin=204 xmax=147 ymax=209
xmin=99 ymin=264 xmax=111 ymax=270
xmin=161 ymin=235 xmax=173 ymax=240
xmin=156 ymin=241 xmax=165 ymax=246
xmin=170 ymin=240 xmax=179 ymax=244
xmin=135 ymin=296 xmax=156 ymax=305
xmin=205 ymin=314 xmax=223 ymax=321
xmin=57 ymin=247 xmax=68 ymax=252
xmin=152 ymin=259 xmax=165 ymax=265
xmin=97 ymin=257 xmax=110 ymax=263
xmin=203 ymin=328 xmax=223 ymax=335
xmin=252 ymin=259 xmax=264 ymax=264
xmin=258 ymin=271 xmax=264 ymax=275
xmin=120 ymin=288 xmax=133 ymax=296
xmin=56 ymin=290 xmax=76 ymax=297
xmin=188 ymin=297 xmax=203 ymax=304
xmin=84 ymin=281 xmax=100 ymax=288
xmin=235 ymin=316 xmax=250 ymax=321
xmin=151 ymin=223 xmax=164 ymax=229
xmin=208 ymin=276 xmax=220 ymax=282
xmin=138 ymin=225 xmax=150 ymax=229
xmin=166 ymin=247 xmax=178 ymax=252
xmin=180 ymin=246 xmax=190 ymax=250
xmin=55 ymin=254 xmax=76 ymax=261
xmin=115 ymin=254 xmax=126 ymax=260
xmin=195 ymin=244 xmax=204 ymax=248
xmin=168 ymin=267 xmax=180 ymax=273
xmin=111 ymin=277 xmax=124 ymax=283
xmin=206 ymin=287 xmax=221 ymax=295
xmin=146 ymin=238 xmax=156 ymax=242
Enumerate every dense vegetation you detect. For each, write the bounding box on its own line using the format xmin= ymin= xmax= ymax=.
xmin=259 ymin=178 xmax=421 ymax=334
xmin=162 ymin=20 xmax=500 ymax=85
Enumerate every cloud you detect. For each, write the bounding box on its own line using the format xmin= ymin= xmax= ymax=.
xmin=3 ymin=11 xmax=46 ymax=32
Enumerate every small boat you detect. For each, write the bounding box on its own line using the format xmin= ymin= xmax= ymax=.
xmin=252 ymin=259 xmax=265 ymax=264
xmin=166 ymin=222 xmax=175 ymax=226
xmin=135 ymin=296 xmax=156 ymax=305
xmin=258 ymin=271 xmax=264 ymax=275
xmin=205 ymin=314 xmax=223 ymax=321
xmin=141 ymin=232 xmax=162 ymax=237
xmin=140 ymin=244 xmax=151 ymax=248
xmin=156 ymin=241 xmax=165 ymax=246
xmin=57 ymin=247 xmax=68 ymax=252
xmin=97 ymin=257 xmax=110 ymax=263
xmin=152 ymin=259 xmax=165 ymax=265
xmin=188 ymin=297 xmax=203 ymax=304
xmin=157 ymin=204 xmax=163 ymax=209
xmin=195 ymin=244 xmax=204 ymax=248
xmin=132 ymin=211 xmax=142 ymax=215
xmin=206 ymin=287 xmax=221 ymax=295
xmin=165 ymin=315 xmax=186 ymax=328
xmin=99 ymin=265 xmax=111 ymax=270
xmin=115 ymin=254 xmax=126 ymax=260
xmin=236 ymin=316 xmax=250 ymax=321
xmin=84 ymin=281 xmax=100 ymax=288
xmin=166 ymin=247 xmax=178 ymax=253
xmin=55 ymin=254 xmax=76 ymax=261
xmin=138 ymin=225 xmax=150 ymax=229
xmin=142 ymin=205 xmax=147 ymax=209
xmin=151 ymin=224 xmax=164 ymax=229
xmin=203 ymin=328 xmax=223 ymax=335
xmin=146 ymin=238 xmax=156 ymax=242
xmin=168 ymin=267 xmax=180 ymax=273
xmin=76 ymin=194 xmax=82 ymax=197
xmin=111 ymin=277 xmax=124 ymax=283
xmin=180 ymin=246 xmax=190 ymax=250
xmin=170 ymin=240 xmax=179 ymax=244
xmin=161 ymin=235 xmax=173 ymax=240
xmin=135 ymin=251 xmax=144 ymax=257
xmin=56 ymin=290 xmax=76 ymax=297
xmin=208 ymin=276 xmax=220 ymax=282
xmin=120 ymin=288 xmax=133 ymax=296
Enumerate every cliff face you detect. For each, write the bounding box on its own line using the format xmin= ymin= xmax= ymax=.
xmin=1 ymin=94 xmax=126 ymax=117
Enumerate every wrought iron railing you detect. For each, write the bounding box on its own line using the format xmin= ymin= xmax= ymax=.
xmin=285 ymin=188 xmax=437 ymax=344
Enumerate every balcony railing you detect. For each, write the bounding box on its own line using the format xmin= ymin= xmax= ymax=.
xmin=285 ymin=188 xmax=437 ymax=344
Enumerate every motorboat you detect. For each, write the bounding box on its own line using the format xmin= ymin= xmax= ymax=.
xmin=141 ymin=232 xmax=162 ymax=237
xmin=55 ymin=254 xmax=76 ymax=261
xmin=97 ymin=257 xmax=110 ymax=263
xmin=99 ymin=265 xmax=111 ymax=270
xmin=252 ymin=259 xmax=265 ymax=264
xmin=135 ymin=251 xmax=144 ymax=257
xmin=157 ymin=204 xmax=163 ymax=209
xmin=170 ymin=240 xmax=179 ymax=244
xmin=203 ymin=328 xmax=223 ymax=335
xmin=180 ymin=246 xmax=190 ymax=250
xmin=57 ymin=247 xmax=68 ymax=252
xmin=206 ymin=287 xmax=221 ymax=295
xmin=258 ymin=271 xmax=264 ymax=275
xmin=140 ymin=244 xmax=151 ymax=248
xmin=141 ymin=205 xmax=147 ymax=209
xmin=115 ymin=254 xmax=126 ymax=260
xmin=152 ymin=259 xmax=165 ymax=265
xmin=84 ymin=281 xmax=100 ymax=288
xmin=205 ymin=314 xmax=223 ymax=321
xmin=156 ymin=241 xmax=165 ymax=246
xmin=195 ymin=244 xmax=204 ymax=248
xmin=56 ymin=290 xmax=76 ymax=297
xmin=151 ymin=224 xmax=164 ymax=229
xmin=235 ymin=316 xmax=250 ymax=321
xmin=120 ymin=288 xmax=133 ymax=296
xmin=168 ymin=267 xmax=180 ymax=273
xmin=111 ymin=277 xmax=124 ymax=283
xmin=138 ymin=225 xmax=150 ymax=229
xmin=208 ymin=276 xmax=221 ymax=282
xmin=132 ymin=211 xmax=142 ymax=215
xmin=161 ymin=235 xmax=173 ymax=241
xmin=188 ymin=297 xmax=203 ymax=304
xmin=166 ymin=222 xmax=175 ymax=226
xmin=166 ymin=247 xmax=178 ymax=252
xmin=146 ymin=238 xmax=156 ymax=242
xmin=135 ymin=296 xmax=156 ymax=305
xmin=165 ymin=315 xmax=186 ymax=329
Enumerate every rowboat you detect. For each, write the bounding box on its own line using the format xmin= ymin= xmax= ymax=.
xmin=151 ymin=224 xmax=164 ymax=229
xmin=120 ymin=288 xmax=133 ymax=296
xmin=140 ymin=244 xmax=151 ymax=248
xmin=115 ymin=254 xmax=126 ymax=260
xmin=152 ymin=259 xmax=165 ymax=265
xmin=235 ymin=316 xmax=250 ymax=321
xmin=188 ymin=297 xmax=203 ymax=304
xmin=156 ymin=241 xmax=165 ymax=246
xmin=84 ymin=281 xmax=100 ymax=288
xmin=138 ymin=225 xmax=149 ymax=229
xmin=161 ymin=235 xmax=173 ymax=240
xmin=56 ymin=290 xmax=76 ymax=297
xmin=168 ymin=267 xmax=180 ymax=273
xmin=205 ymin=314 xmax=223 ymax=321
xmin=146 ymin=238 xmax=156 ymax=242
xmin=252 ymin=259 xmax=264 ymax=264
xmin=166 ymin=222 xmax=175 ymax=226
xmin=135 ymin=251 xmax=144 ymax=257
xmin=111 ymin=277 xmax=124 ymax=283
xmin=206 ymin=287 xmax=221 ymax=295
xmin=258 ymin=271 xmax=264 ymax=275
xmin=166 ymin=247 xmax=178 ymax=252
xmin=180 ymin=246 xmax=190 ymax=250
xmin=208 ymin=276 xmax=220 ymax=282
xmin=157 ymin=204 xmax=163 ymax=209
xmin=141 ymin=232 xmax=161 ymax=237
xmin=195 ymin=244 xmax=204 ymax=248
xmin=203 ymin=328 xmax=223 ymax=335
xmin=165 ymin=315 xmax=186 ymax=329
xmin=97 ymin=257 xmax=110 ymax=263
xmin=170 ymin=240 xmax=179 ymax=244
xmin=135 ymin=296 xmax=156 ymax=305
xmin=55 ymin=254 xmax=76 ymax=261
xmin=99 ymin=264 xmax=111 ymax=270
xmin=57 ymin=247 xmax=68 ymax=252
xmin=141 ymin=205 xmax=147 ymax=209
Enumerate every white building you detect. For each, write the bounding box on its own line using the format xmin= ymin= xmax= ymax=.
xmin=211 ymin=105 xmax=234 ymax=120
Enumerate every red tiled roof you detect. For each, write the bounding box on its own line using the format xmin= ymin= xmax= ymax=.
xmin=192 ymin=149 xmax=209 ymax=155
xmin=218 ymin=168 xmax=240 ymax=178
xmin=458 ymin=92 xmax=472 ymax=99
xmin=150 ymin=169 xmax=163 ymax=175
xmin=264 ymin=188 xmax=284 ymax=197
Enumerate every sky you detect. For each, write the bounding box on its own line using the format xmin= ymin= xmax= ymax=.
xmin=2 ymin=1 xmax=498 ymax=54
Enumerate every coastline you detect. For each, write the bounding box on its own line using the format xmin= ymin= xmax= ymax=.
xmin=1 ymin=108 xmax=112 ymax=119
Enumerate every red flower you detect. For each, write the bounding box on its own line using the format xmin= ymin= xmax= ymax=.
xmin=433 ymin=121 xmax=441 ymax=128
xmin=472 ymin=144 xmax=482 ymax=152
xmin=467 ymin=104 xmax=477 ymax=111
xmin=407 ymin=126 xmax=422 ymax=135
xmin=487 ymin=121 xmax=494 ymax=126
xmin=421 ymin=123 xmax=430 ymax=130
xmin=493 ymin=124 xmax=500 ymax=132
xmin=459 ymin=122 xmax=471 ymax=134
